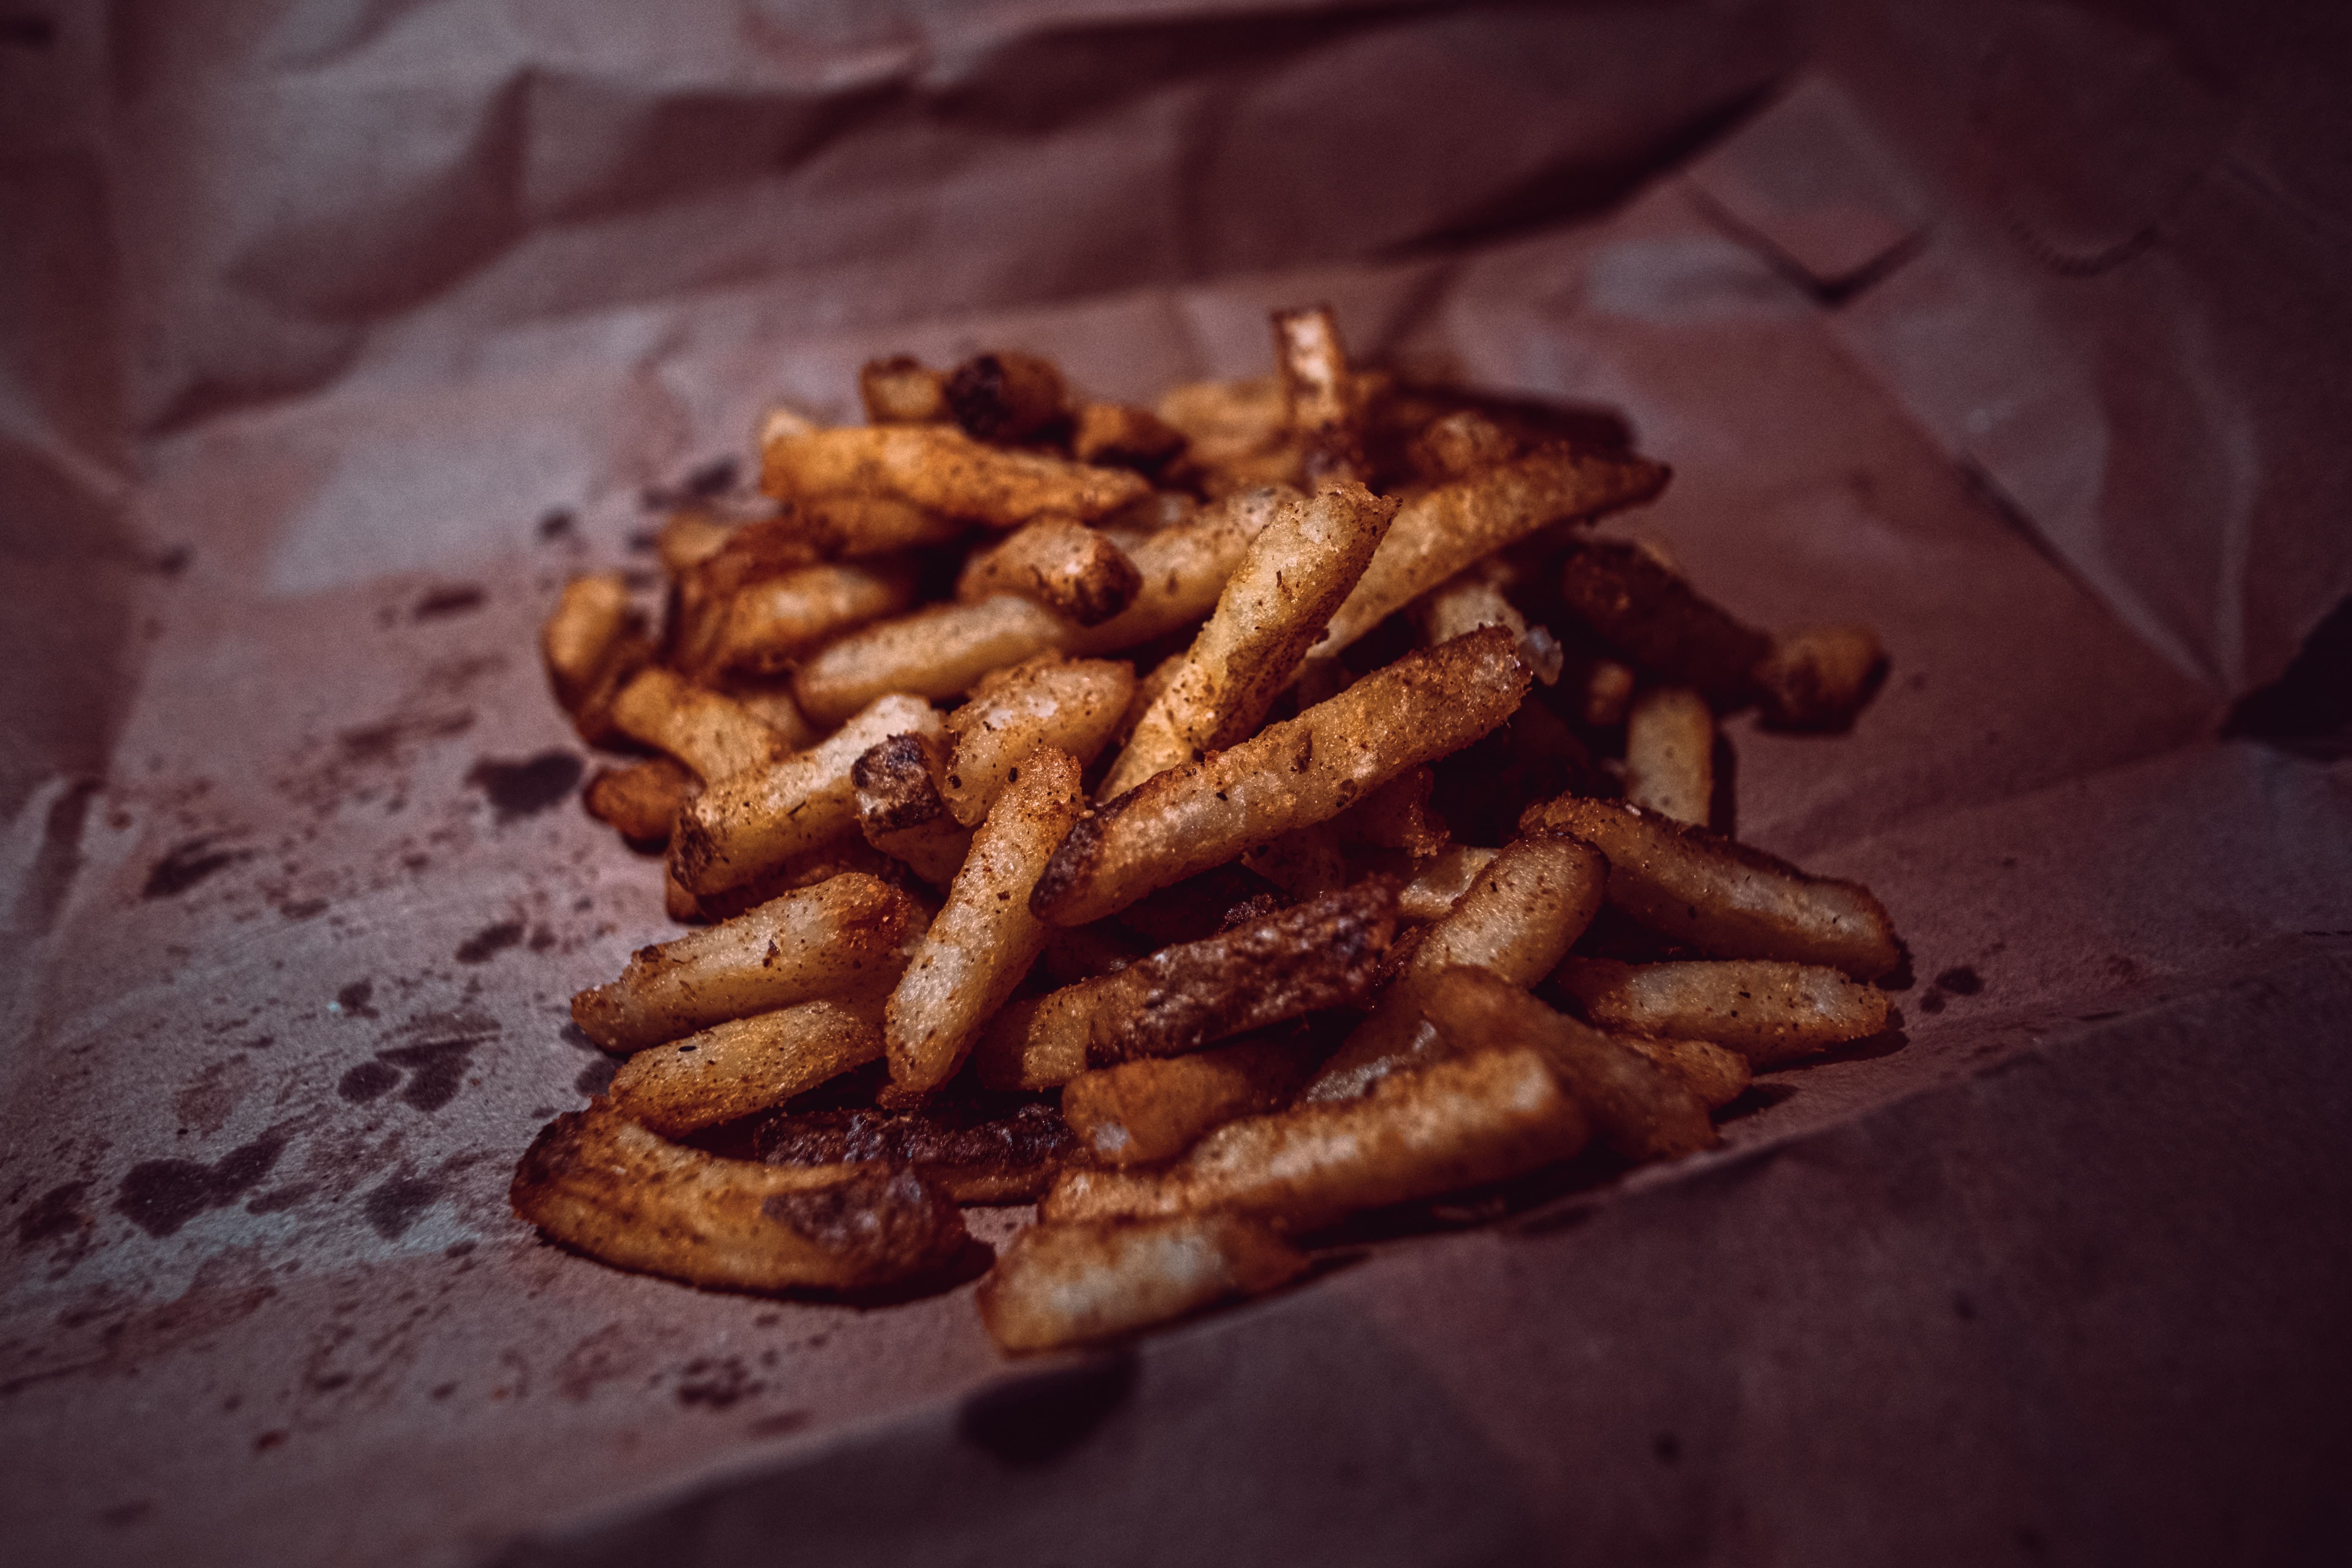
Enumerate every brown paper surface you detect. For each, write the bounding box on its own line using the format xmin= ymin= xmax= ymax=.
xmin=3 ymin=3 xmax=2347 ymax=1564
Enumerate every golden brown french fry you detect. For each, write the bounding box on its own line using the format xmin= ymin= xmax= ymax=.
xmin=796 ymin=491 xmax=966 ymax=557
xmin=1407 ymin=409 xmax=1518 ymax=482
xmin=1517 ymin=796 xmax=1902 ymax=979
xmin=851 ymin=731 xmax=971 ymax=886
xmin=1413 ymin=559 xmax=1563 ymax=685
xmin=1623 ymin=686 xmax=1714 ymax=827
xmin=715 ymin=680 xmax=818 ymax=751
xmin=1618 ymin=1035 xmax=1751 ymax=1110
xmin=755 ymin=1101 xmax=1079 ymax=1204
xmin=1553 ymin=957 xmax=1890 ymax=1065
xmin=1031 ymin=627 xmax=1531 ymax=927
xmin=1274 ymin=304 xmax=1366 ymax=479
xmin=542 ymin=574 xmax=652 ymax=742
xmin=1755 ymin=624 xmax=1886 ymax=731
xmin=977 ymin=1214 xmax=1307 ymax=1353
xmin=1419 ymin=967 xmax=1715 ymax=1162
xmin=954 ymin=516 xmax=1142 ymax=627
xmin=668 ymin=836 xmax=899 ymax=926
xmin=1061 ymin=1032 xmax=1315 ymax=1167
xmin=1071 ymin=402 xmax=1187 ymax=471
xmin=1039 ymin=1048 xmax=1588 ymax=1234
xmin=1099 ymin=479 xmax=1397 ymax=799
xmin=941 ymin=654 xmax=1135 ymax=828
xmin=606 ymin=992 xmax=887 ymax=1136
xmin=673 ymin=694 xmax=940 ymax=896
xmin=859 ymin=355 xmax=948 ymax=424
xmin=885 ymin=747 xmax=1087 ymax=1095
xmin=1398 ymin=845 xmax=1498 ymax=921
xmin=668 ymin=517 xmax=832 ymax=671
xmin=1313 ymin=448 xmax=1671 ymax=660
xmin=1059 ymin=485 xmax=1298 ymax=653
xmin=583 ymin=758 xmax=696 ymax=845
xmin=1580 ymin=656 xmax=1637 ymax=728
xmin=572 ymin=872 xmax=923 ymax=1051
xmin=697 ymin=561 xmax=919 ymax=677
xmin=1155 ymin=375 xmax=1286 ymax=473
xmin=609 ymin=667 xmax=791 ymax=783
xmin=510 ymin=1102 xmax=966 ymax=1292
xmin=654 ymin=507 xmax=739 ymax=575
xmin=1328 ymin=765 xmax=1449 ymax=858
xmin=761 ymin=425 xmax=1146 ymax=529
xmin=1556 ymin=539 xmax=1770 ymax=709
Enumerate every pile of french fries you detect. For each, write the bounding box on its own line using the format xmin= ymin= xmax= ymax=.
xmin=515 ymin=308 xmax=1898 ymax=1351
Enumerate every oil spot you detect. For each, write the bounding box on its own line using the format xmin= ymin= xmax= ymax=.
xmin=254 ymin=1431 xmax=286 ymax=1453
xmin=377 ymin=1039 xmax=483 ymax=1112
xmin=338 ymin=711 xmax=473 ymax=764
xmin=746 ymin=1409 xmax=812 ymax=1439
xmin=360 ymin=1175 xmax=443 ymax=1239
xmin=115 ymin=1135 xmax=289 ymax=1237
xmin=412 ymin=585 xmax=485 ymax=620
xmin=574 ymin=1057 xmax=618 ymax=1097
xmin=141 ymin=837 xmax=251 ymax=899
xmin=334 ymin=980 xmax=377 ymax=1018
xmin=337 ymin=1062 xmax=401 ymax=1103
xmin=1918 ymin=989 xmax=1947 ymax=1015
xmin=15 ymin=1181 xmax=91 ymax=1250
xmin=468 ymin=753 xmax=582 ymax=823
xmin=1933 ymin=966 xmax=1983 ymax=996
xmin=245 ymin=1185 xmax=312 ymax=1214
xmin=675 ymin=1356 xmax=761 ymax=1410
xmin=279 ymin=898 xmax=328 ymax=920
xmin=528 ymin=925 xmax=557 ymax=952
xmin=957 ymin=1350 xmax=1137 ymax=1467
xmin=538 ymin=509 xmax=576 ymax=542
xmin=454 ymin=921 xmax=525 ymax=964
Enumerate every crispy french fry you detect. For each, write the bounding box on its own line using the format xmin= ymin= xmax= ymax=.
xmin=715 ymin=680 xmax=818 ymax=751
xmin=1755 ymin=624 xmax=1886 ymax=731
xmin=1100 ymin=479 xmax=1398 ymax=798
xmin=1419 ymin=966 xmax=1715 ymax=1161
xmin=697 ymin=561 xmax=919 ymax=677
xmin=886 ymin=747 xmax=1087 ymax=1095
xmin=1623 ymin=686 xmax=1714 ymax=827
xmin=1039 ymin=1048 xmax=1588 ymax=1234
xmin=756 ymin=1101 xmax=1078 ymax=1204
xmin=583 ymin=758 xmax=697 ymax=845
xmin=654 ymin=507 xmax=739 ymax=574
xmin=797 ymin=491 xmax=966 ymax=557
xmin=851 ymin=731 xmax=971 ymax=886
xmin=1557 ymin=539 xmax=1770 ymax=708
xmin=1328 ymin=764 xmax=1449 ymax=857
xmin=609 ymin=667 xmax=791 ymax=783
xmin=670 ymin=835 xmax=899 ymax=926
xmin=1155 ymin=375 xmax=1286 ymax=472
xmin=1618 ymin=1035 xmax=1751 ymax=1110
xmin=977 ymin=1213 xmax=1307 ymax=1352
xmin=944 ymin=350 xmax=1068 ymax=443
xmin=1553 ymin=957 xmax=1890 ymax=1065
xmin=542 ymin=574 xmax=652 ymax=742
xmin=1031 ymin=627 xmax=1530 ymax=927
xmin=673 ymin=694 xmax=940 ymax=896
xmin=510 ymin=1102 xmax=966 ymax=1292
xmin=1274 ymin=304 xmax=1366 ymax=480
xmin=1407 ymin=410 xmax=1519 ymax=482
xmin=860 ymin=355 xmax=948 ymax=424
xmin=761 ymin=425 xmax=1146 ymax=529
xmin=1060 ymin=485 xmax=1298 ymax=653
xmin=668 ymin=517 xmax=831 ymax=670
xmin=1072 ymin=402 xmax=1187 ymax=471
xmin=941 ymin=655 xmax=1135 ymax=827
xmin=1580 ymin=656 xmax=1637 ymax=728
xmin=1414 ymin=559 xmax=1563 ymax=685
xmin=1062 ymin=1032 xmax=1315 ymax=1167
xmin=1398 ymin=844 xmax=1498 ymax=921
xmin=572 ymin=872 xmax=923 ymax=1051
xmin=955 ymin=516 xmax=1142 ymax=627
xmin=1313 ymin=448 xmax=1670 ymax=660
xmin=1517 ymin=796 xmax=1902 ymax=979
xmin=606 ymin=992 xmax=887 ymax=1136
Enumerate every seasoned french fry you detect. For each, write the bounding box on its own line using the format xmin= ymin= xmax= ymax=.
xmin=1419 ymin=966 xmax=1715 ymax=1161
xmin=1060 ymin=485 xmax=1298 ymax=653
xmin=715 ymin=681 xmax=818 ymax=751
xmin=945 ymin=350 xmax=1068 ymax=443
xmin=886 ymin=747 xmax=1087 ymax=1095
xmin=542 ymin=574 xmax=652 ymax=742
xmin=1274 ymin=304 xmax=1366 ymax=480
xmin=654 ymin=507 xmax=739 ymax=575
xmin=1312 ymin=448 xmax=1670 ymax=660
xmin=1031 ymin=627 xmax=1531 ymax=927
xmin=941 ymin=654 xmax=1135 ymax=828
xmin=756 ymin=1101 xmax=1078 ymax=1204
xmin=1580 ymin=656 xmax=1637 ymax=728
xmin=851 ymin=731 xmax=971 ymax=886
xmin=572 ymin=872 xmax=923 ymax=1051
xmin=1062 ymin=1032 xmax=1315 ymax=1167
xmin=1618 ymin=1035 xmax=1751 ymax=1110
xmin=1557 ymin=539 xmax=1770 ymax=708
xmin=1517 ymin=796 xmax=1902 ymax=979
xmin=1553 ymin=957 xmax=1890 ymax=1065
xmin=1039 ymin=1048 xmax=1588 ymax=1234
xmin=609 ymin=667 xmax=791 ymax=783
xmin=794 ymin=597 xmax=1073 ymax=724
xmin=1072 ymin=402 xmax=1187 ymax=471
xmin=1755 ymin=624 xmax=1886 ymax=731
xmin=1100 ymin=479 xmax=1398 ymax=799
xmin=1398 ymin=845 xmax=1498 ymax=921
xmin=1407 ymin=409 xmax=1519 ymax=482
xmin=796 ymin=491 xmax=965 ymax=557
xmin=583 ymin=758 xmax=697 ymax=845
xmin=1155 ymin=375 xmax=1286 ymax=472
xmin=670 ymin=836 xmax=900 ymax=926
xmin=761 ymin=425 xmax=1146 ymax=529
xmin=697 ymin=561 xmax=919 ymax=677
xmin=955 ymin=516 xmax=1142 ymax=627
xmin=1414 ymin=559 xmax=1563 ymax=685
xmin=860 ymin=355 xmax=948 ymax=424
xmin=510 ymin=1102 xmax=967 ymax=1292
xmin=673 ymin=694 xmax=941 ymax=896
xmin=606 ymin=992 xmax=887 ymax=1136
xmin=977 ymin=1213 xmax=1307 ymax=1352
xmin=1623 ymin=686 xmax=1714 ymax=827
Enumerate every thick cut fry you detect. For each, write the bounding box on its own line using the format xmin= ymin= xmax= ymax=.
xmin=698 ymin=562 xmax=919 ymax=677
xmin=1399 ymin=845 xmax=1499 ymax=921
xmin=1072 ymin=402 xmax=1186 ymax=471
xmin=945 ymin=350 xmax=1068 ymax=443
xmin=1557 ymin=539 xmax=1770 ymax=708
xmin=860 ymin=355 xmax=948 ymax=424
xmin=1618 ymin=1035 xmax=1751 ymax=1110
xmin=756 ymin=1102 xmax=1078 ymax=1204
xmin=668 ymin=835 xmax=896 ymax=926
xmin=654 ymin=508 xmax=738 ymax=574
xmin=955 ymin=516 xmax=1142 ymax=627
xmin=1517 ymin=796 xmax=1902 ymax=979
xmin=1062 ymin=1033 xmax=1315 ymax=1167
xmin=1312 ymin=448 xmax=1671 ymax=659
xmin=543 ymin=574 xmax=653 ymax=742
xmin=851 ymin=731 xmax=971 ymax=886
xmin=1274 ymin=305 xmax=1366 ymax=479
xmin=1623 ymin=686 xmax=1714 ymax=827
xmin=584 ymin=758 xmax=696 ymax=845
xmin=717 ymin=681 xmax=818 ymax=751
xmin=761 ymin=425 xmax=1146 ymax=529
xmin=572 ymin=872 xmax=923 ymax=1051
xmin=1059 ymin=485 xmax=1298 ymax=653
xmin=886 ymin=747 xmax=1087 ymax=1094
xmin=978 ymin=1214 xmax=1307 ymax=1352
xmin=1408 ymin=409 xmax=1518 ymax=482
xmin=1031 ymin=627 xmax=1531 ymax=927
xmin=607 ymin=993 xmax=887 ymax=1136
xmin=1414 ymin=559 xmax=1563 ymax=685
xmin=1328 ymin=766 xmax=1449 ymax=858
xmin=610 ymin=667 xmax=791 ymax=783
xmin=1100 ymin=480 xmax=1397 ymax=798
xmin=673 ymin=695 xmax=941 ymax=896
xmin=942 ymin=655 xmax=1135 ymax=827
xmin=1040 ymin=1048 xmax=1588 ymax=1234
xmin=1419 ymin=967 xmax=1715 ymax=1161
xmin=668 ymin=517 xmax=831 ymax=670
xmin=510 ymin=1102 xmax=966 ymax=1292
xmin=1553 ymin=957 xmax=1890 ymax=1064
xmin=1155 ymin=375 xmax=1286 ymax=472
xmin=796 ymin=491 xmax=965 ymax=557
xmin=1755 ymin=624 xmax=1886 ymax=731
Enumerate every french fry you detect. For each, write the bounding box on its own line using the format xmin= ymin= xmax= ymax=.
xmin=510 ymin=1102 xmax=967 ymax=1292
xmin=944 ymin=350 xmax=1068 ymax=443
xmin=954 ymin=515 xmax=1142 ymax=627
xmin=794 ymin=597 xmax=1072 ymax=725
xmin=673 ymin=694 xmax=941 ymax=896
xmin=1327 ymin=765 xmax=1449 ymax=858
xmin=1622 ymin=686 xmax=1714 ymax=827
xmin=670 ymin=836 xmax=900 ymax=926
xmin=756 ymin=1101 xmax=1079 ymax=1204
xmin=1553 ymin=957 xmax=1890 ymax=1065
xmin=886 ymin=747 xmax=1087 ymax=1095
xmin=572 ymin=872 xmax=923 ymax=1051
xmin=716 ymin=680 xmax=818 ymax=751
xmin=1579 ymin=656 xmax=1637 ymax=728
xmin=796 ymin=491 xmax=966 ymax=557
xmin=653 ymin=507 xmax=739 ymax=574
xmin=1030 ymin=627 xmax=1530 ymax=927
xmin=606 ymin=992 xmax=887 ymax=1136
xmin=1155 ymin=375 xmax=1286 ymax=474
xmin=1618 ymin=1035 xmax=1751 ymax=1110
xmin=696 ymin=561 xmax=919 ymax=677
xmin=1398 ymin=845 xmax=1498 ymax=921
xmin=941 ymin=655 xmax=1135 ymax=827
xmin=609 ymin=667 xmax=791 ymax=783
xmin=1099 ymin=479 xmax=1398 ymax=799
xmin=1414 ymin=559 xmax=1563 ymax=685
xmin=1517 ymin=796 xmax=1902 ymax=979
xmin=1039 ymin=1048 xmax=1588 ymax=1234
xmin=859 ymin=355 xmax=948 ymax=424
xmin=542 ymin=573 xmax=651 ymax=742
xmin=1418 ymin=967 xmax=1715 ymax=1162
xmin=851 ymin=731 xmax=971 ymax=886
xmin=1072 ymin=402 xmax=1187 ymax=471
xmin=583 ymin=758 xmax=697 ymax=845
xmin=668 ymin=517 xmax=831 ymax=671
xmin=1059 ymin=485 xmax=1299 ymax=653
xmin=1755 ymin=624 xmax=1886 ymax=731
xmin=1311 ymin=448 xmax=1671 ymax=660
xmin=1061 ymin=1032 xmax=1316 ymax=1167
xmin=1406 ymin=409 xmax=1518 ymax=482
xmin=760 ymin=425 xmax=1146 ymax=529
xmin=1557 ymin=539 xmax=1770 ymax=709
xmin=977 ymin=1214 xmax=1307 ymax=1353
xmin=1274 ymin=304 xmax=1366 ymax=480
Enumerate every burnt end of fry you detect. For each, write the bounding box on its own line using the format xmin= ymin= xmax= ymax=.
xmin=756 ymin=1100 xmax=1078 ymax=1203
xmin=1557 ymin=540 xmax=1772 ymax=710
xmin=945 ymin=351 xmax=1069 ymax=444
